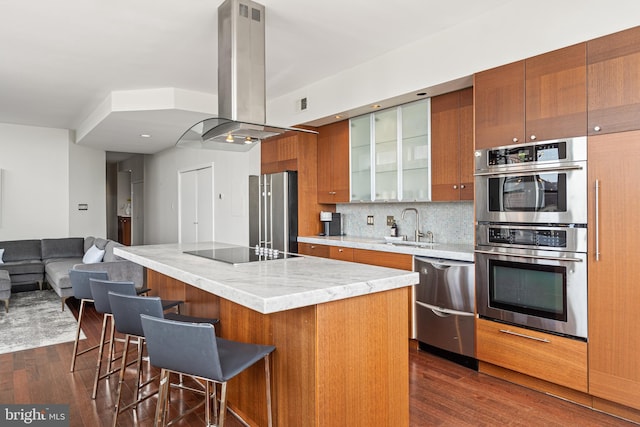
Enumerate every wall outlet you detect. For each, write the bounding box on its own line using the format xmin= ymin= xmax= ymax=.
xmin=367 ymin=215 xmax=374 ymax=225
xmin=386 ymin=216 xmax=395 ymax=226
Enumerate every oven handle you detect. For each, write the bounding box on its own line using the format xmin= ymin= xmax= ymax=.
xmin=474 ymin=164 xmax=583 ymax=177
xmin=415 ymin=301 xmax=475 ymax=318
xmin=499 ymin=329 xmax=551 ymax=343
xmin=474 ymin=249 xmax=583 ymax=263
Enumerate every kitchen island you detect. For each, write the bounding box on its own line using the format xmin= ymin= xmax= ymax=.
xmin=114 ymin=242 xmax=418 ymax=427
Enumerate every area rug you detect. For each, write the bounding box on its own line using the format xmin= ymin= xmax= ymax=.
xmin=0 ymin=290 xmax=85 ymax=355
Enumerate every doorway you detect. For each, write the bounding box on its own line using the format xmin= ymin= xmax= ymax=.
xmin=179 ymin=164 xmax=214 ymax=244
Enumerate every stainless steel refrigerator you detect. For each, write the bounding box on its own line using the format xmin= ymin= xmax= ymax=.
xmin=249 ymin=171 xmax=298 ymax=253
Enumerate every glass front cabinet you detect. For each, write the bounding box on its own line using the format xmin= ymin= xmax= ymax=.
xmin=349 ymin=99 xmax=430 ymax=202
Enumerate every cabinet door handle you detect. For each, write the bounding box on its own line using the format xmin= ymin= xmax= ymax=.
xmin=594 ymin=126 xmax=601 ymax=132
xmin=499 ymin=329 xmax=550 ymax=343
xmin=338 ymin=248 xmax=344 ymax=252
xmin=453 ymin=185 xmax=458 ymax=189
xmin=530 ymin=135 xmax=537 ymax=141
xmin=595 ymin=179 xmax=600 ymax=261
xmin=460 ymin=184 xmax=465 ymax=189
xmin=512 ymin=137 xmax=519 ymax=143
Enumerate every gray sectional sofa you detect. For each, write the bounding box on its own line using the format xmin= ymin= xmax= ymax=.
xmin=0 ymin=236 xmax=144 ymax=310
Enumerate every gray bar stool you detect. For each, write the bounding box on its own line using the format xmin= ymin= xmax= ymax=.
xmin=141 ymin=314 xmax=275 ymax=427
xmin=88 ymin=278 xmax=185 ymax=399
xmin=68 ymin=269 xmax=109 ymax=372
xmin=107 ymin=292 xmax=218 ymax=427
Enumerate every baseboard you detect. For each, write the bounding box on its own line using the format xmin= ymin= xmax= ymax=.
xmin=479 ymin=361 xmax=640 ymax=425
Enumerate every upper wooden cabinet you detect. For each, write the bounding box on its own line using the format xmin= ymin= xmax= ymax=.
xmin=588 ymin=131 xmax=640 ymax=411
xmin=475 ymin=43 xmax=587 ymax=149
xmin=261 ymin=132 xmax=300 ymax=174
xmin=317 ymin=120 xmax=350 ymax=203
xmin=261 ymin=131 xmax=324 ymax=237
xmin=588 ymin=26 xmax=640 ymax=135
xmin=431 ymin=87 xmax=474 ymax=201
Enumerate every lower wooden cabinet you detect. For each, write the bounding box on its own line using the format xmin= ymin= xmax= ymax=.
xmin=298 ymin=243 xmax=413 ymax=271
xmin=117 ymin=216 xmax=131 ymax=246
xmin=330 ymin=246 xmax=354 ymax=261
xmin=297 ymin=242 xmax=330 ymax=258
xmin=476 ymin=318 xmax=588 ymax=392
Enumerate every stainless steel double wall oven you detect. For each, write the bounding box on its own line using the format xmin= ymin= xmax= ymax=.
xmin=474 ymin=137 xmax=588 ymax=340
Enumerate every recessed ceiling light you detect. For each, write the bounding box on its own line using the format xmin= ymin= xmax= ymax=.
xmin=416 ymin=92 xmax=427 ymax=97
xmin=335 ymin=115 xmax=343 ymax=119
xmin=371 ymin=104 xmax=381 ymax=109
xmin=140 ymin=134 xmax=151 ymax=138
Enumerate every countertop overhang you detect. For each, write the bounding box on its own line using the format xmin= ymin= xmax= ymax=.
xmin=298 ymin=235 xmax=474 ymax=262
xmin=114 ymin=242 xmax=418 ymax=314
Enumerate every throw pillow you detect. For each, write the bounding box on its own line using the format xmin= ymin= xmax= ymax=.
xmin=0 ymin=248 xmax=4 ymax=264
xmin=83 ymin=245 xmax=105 ymax=264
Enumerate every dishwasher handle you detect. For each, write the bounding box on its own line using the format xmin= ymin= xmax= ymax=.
xmin=416 ymin=301 xmax=475 ymax=318
xmin=414 ymin=256 xmax=474 ymax=270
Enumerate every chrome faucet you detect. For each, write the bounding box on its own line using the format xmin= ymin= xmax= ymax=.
xmin=425 ymin=231 xmax=434 ymax=244
xmin=401 ymin=207 xmax=424 ymax=242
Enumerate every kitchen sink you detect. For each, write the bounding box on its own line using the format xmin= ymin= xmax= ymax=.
xmin=383 ymin=240 xmax=438 ymax=249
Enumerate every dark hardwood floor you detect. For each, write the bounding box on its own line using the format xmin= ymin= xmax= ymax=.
xmin=0 ymin=294 xmax=636 ymax=426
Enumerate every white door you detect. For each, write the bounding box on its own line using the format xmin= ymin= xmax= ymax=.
xmin=179 ymin=165 xmax=214 ymax=244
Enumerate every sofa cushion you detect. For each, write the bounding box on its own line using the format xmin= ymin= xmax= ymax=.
xmin=0 ymin=248 xmax=4 ymax=264
xmin=84 ymin=236 xmax=96 ymax=253
xmin=0 ymin=239 xmax=42 ymax=262
xmin=41 ymin=238 xmax=84 ymax=260
xmin=82 ymin=245 xmax=105 ymax=264
xmin=94 ymin=238 xmax=108 ymax=250
xmin=0 ymin=260 xmax=44 ymax=275
xmin=45 ymin=258 xmax=82 ymax=291
xmin=103 ymin=240 xmax=123 ymax=262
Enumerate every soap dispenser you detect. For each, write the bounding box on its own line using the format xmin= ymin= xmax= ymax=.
xmin=390 ymin=220 xmax=398 ymax=237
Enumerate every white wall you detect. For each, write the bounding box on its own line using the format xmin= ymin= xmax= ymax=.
xmin=68 ymin=142 xmax=106 ymax=237
xmin=0 ymin=123 xmax=106 ymax=240
xmin=268 ymin=0 xmax=640 ymax=126
xmin=144 ymin=146 xmax=260 ymax=245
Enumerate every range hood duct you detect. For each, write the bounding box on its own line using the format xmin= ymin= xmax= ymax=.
xmin=176 ymin=0 xmax=315 ymax=152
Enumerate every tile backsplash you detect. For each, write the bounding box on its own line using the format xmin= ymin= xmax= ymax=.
xmin=336 ymin=201 xmax=474 ymax=245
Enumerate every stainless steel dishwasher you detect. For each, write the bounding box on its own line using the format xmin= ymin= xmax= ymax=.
xmin=414 ymin=256 xmax=476 ymax=368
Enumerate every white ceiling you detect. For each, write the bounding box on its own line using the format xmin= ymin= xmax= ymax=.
xmin=0 ymin=0 xmax=512 ymax=156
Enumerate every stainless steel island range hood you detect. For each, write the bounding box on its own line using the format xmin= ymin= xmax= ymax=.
xmin=176 ymin=0 xmax=315 ymax=152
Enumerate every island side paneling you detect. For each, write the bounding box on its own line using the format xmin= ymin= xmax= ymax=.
xmin=146 ymin=268 xmax=410 ymax=427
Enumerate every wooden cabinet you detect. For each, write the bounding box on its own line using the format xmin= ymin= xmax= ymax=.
xmin=476 ymin=318 xmax=588 ymax=392
xmin=475 ymin=43 xmax=587 ymax=149
xmin=261 ymin=132 xmax=299 ymax=174
xmin=353 ymin=249 xmax=413 ymax=271
xmin=588 ymin=131 xmax=640 ymax=411
xmin=317 ymin=120 xmax=350 ymax=203
xmin=298 ymin=242 xmax=330 ymax=258
xmin=298 ymin=243 xmax=413 ymax=271
xmin=431 ymin=87 xmax=474 ymax=201
xmin=260 ymin=131 xmax=324 ymax=237
xmin=588 ymin=26 xmax=640 ymax=135
xmin=330 ymin=246 xmax=354 ymax=262
xmin=117 ymin=216 xmax=131 ymax=246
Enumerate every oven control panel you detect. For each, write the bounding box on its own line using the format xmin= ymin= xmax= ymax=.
xmin=488 ymin=227 xmax=567 ymax=248
xmin=487 ymin=141 xmax=566 ymax=166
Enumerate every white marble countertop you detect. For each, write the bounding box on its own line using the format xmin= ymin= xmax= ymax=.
xmin=114 ymin=242 xmax=418 ymax=315
xmin=298 ymin=235 xmax=474 ymax=262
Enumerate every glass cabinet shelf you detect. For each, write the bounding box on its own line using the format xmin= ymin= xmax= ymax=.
xmin=350 ymin=99 xmax=430 ymax=202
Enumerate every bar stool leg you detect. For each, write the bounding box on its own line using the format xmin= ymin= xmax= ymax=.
xmin=112 ymin=334 xmax=132 ymax=427
xmin=155 ymin=369 xmax=171 ymax=426
xmin=265 ymin=354 xmax=273 ymax=427
xmin=69 ymin=298 xmax=86 ymax=372
xmin=92 ymin=314 xmax=110 ymax=399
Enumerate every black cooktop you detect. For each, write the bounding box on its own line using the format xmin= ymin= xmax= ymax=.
xmin=184 ymin=247 xmax=300 ymax=265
